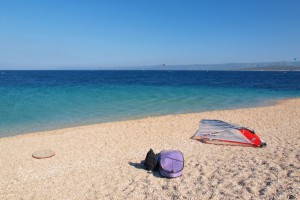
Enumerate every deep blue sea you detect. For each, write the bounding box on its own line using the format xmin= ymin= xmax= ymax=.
xmin=1 ymin=70 xmax=300 ymax=137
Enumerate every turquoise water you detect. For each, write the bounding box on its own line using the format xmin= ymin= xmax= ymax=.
xmin=1 ymin=70 xmax=300 ymax=137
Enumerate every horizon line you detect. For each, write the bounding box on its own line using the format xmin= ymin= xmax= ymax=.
xmin=0 ymin=60 xmax=299 ymax=70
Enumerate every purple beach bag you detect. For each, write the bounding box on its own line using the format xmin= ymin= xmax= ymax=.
xmin=159 ymin=150 xmax=184 ymax=178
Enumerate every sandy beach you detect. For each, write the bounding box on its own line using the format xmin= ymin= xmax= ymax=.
xmin=0 ymin=98 xmax=299 ymax=200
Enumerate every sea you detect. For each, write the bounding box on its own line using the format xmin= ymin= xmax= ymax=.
xmin=1 ymin=70 xmax=300 ymax=137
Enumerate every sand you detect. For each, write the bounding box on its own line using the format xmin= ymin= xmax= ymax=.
xmin=0 ymin=98 xmax=299 ymax=200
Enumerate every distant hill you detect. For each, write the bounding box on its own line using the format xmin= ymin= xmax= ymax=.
xmin=238 ymin=66 xmax=300 ymax=71
xmin=54 ymin=61 xmax=300 ymax=71
xmin=120 ymin=61 xmax=300 ymax=71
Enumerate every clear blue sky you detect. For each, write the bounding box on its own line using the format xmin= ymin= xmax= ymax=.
xmin=0 ymin=0 xmax=299 ymax=69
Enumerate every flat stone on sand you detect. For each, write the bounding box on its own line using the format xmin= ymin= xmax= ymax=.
xmin=32 ymin=150 xmax=55 ymax=159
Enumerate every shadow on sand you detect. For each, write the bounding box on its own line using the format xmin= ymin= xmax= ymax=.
xmin=128 ymin=161 xmax=162 ymax=178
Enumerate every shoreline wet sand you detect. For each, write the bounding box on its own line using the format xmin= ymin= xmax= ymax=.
xmin=1 ymin=98 xmax=299 ymax=199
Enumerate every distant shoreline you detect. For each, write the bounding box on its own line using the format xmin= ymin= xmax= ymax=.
xmin=1 ymin=60 xmax=300 ymax=71
xmin=1 ymin=69 xmax=300 ymax=71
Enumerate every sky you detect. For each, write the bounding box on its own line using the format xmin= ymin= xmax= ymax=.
xmin=0 ymin=0 xmax=299 ymax=69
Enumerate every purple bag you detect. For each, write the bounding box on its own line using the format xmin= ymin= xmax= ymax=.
xmin=159 ymin=150 xmax=184 ymax=178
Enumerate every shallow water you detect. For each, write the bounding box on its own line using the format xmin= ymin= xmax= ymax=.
xmin=1 ymin=70 xmax=300 ymax=137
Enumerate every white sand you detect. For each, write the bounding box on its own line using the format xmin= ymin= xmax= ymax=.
xmin=0 ymin=98 xmax=299 ymax=199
